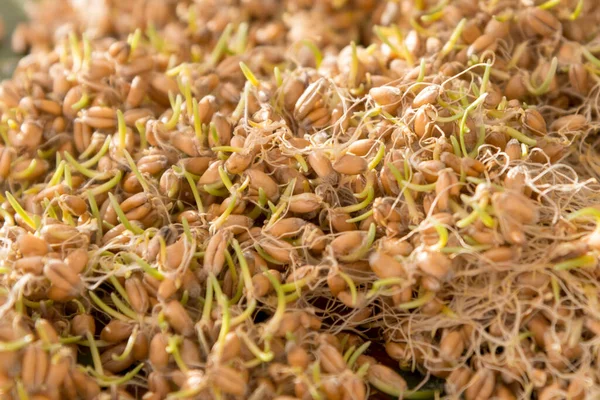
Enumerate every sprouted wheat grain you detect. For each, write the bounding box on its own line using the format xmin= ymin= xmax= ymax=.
xmin=0 ymin=0 xmax=600 ymax=399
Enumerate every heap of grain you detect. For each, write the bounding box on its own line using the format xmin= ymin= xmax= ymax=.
xmin=1 ymin=0 xmax=600 ymax=399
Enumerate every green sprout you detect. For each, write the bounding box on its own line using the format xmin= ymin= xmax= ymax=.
xmin=12 ymin=158 xmax=38 ymax=180
xmin=127 ymin=29 xmax=142 ymax=57
xmin=294 ymin=154 xmax=309 ymax=173
xmin=554 ymin=255 xmax=597 ymax=271
xmin=166 ymin=335 xmax=188 ymax=372
xmin=217 ymin=166 xmax=234 ymax=192
xmin=374 ymin=26 xmax=413 ymax=66
xmin=201 ymin=277 xmax=214 ymax=325
xmin=248 ymin=187 xmax=268 ymax=220
xmin=430 ymin=223 xmax=449 ymax=250
xmin=16 ymin=379 xmax=29 ymax=400
xmin=123 ymin=150 xmax=150 ymax=193
xmin=211 ymin=146 xmax=243 ymax=154
xmin=240 ymin=62 xmax=260 ymax=87
xmin=338 ymin=271 xmax=358 ymax=306
xmin=0 ymin=334 xmax=34 ymax=351
xmin=111 ymin=293 xmax=138 ymax=320
xmin=507 ymin=41 xmax=530 ymax=70
xmin=47 ymin=160 xmax=66 ymax=187
xmin=135 ymin=120 xmax=148 ymax=150
xmin=440 ymin=18 xmax=466 ymax=59
xmin=265 ymin=179 xmax=296 ymax=228
xmin=210 ymin=275 xmax=231 ymax=361
xmin=551 ymin=276 xmax=561 ymax=302
xmin=404 ymin=390 xmax=438 ymax=399
xmin=340 ymin=223 xmax=376 ymax=262
xmin=72 ymin=91 xmax=90 ymax=111
xmin=191 ymin=99 xmax=204 ymax=144
xmin=367 ymin=278 xmax=406 ymax=298
xmin=228 ymin=270 xmax=244 ymax=306
xmin=387 ymin=163 xmax=436 ymax=192
xmin=234 ymin=22 xmax=249 ymax=54
xmin=82 ymin=34 xmax=92 ymax=69
xmin=301 ymin=39 xmax=323 ymax=69
xmin=396 ymin=291 xmax=435 ymax=310
xmin=181 ymin=217 xmax=193 ymax=244
xmin=69 ymin=32 xmax=82 ymax=71
xmin=339 ymin=186 xmax=374 ymax=214
xmin=85 ymin=191 xmax=103 ymax=242
xmin=416 ymin=58 xmax=427 ymax=82
xmin=210 ymin=24 xmax=233 ymax=66
xmin=525 ymin=57 xmax=558 ymax=96
xmin=86 ymin=331 xmax=104 ymax=375
xmin=567 ymin=207 xmax=600 ymax=223
xmin=177 ymin=167 xmax=203 ymax=214
xmin=108 ymin=275 xmax=130 ymax=305
xmin=274 ymin=66 xmax=283 ymax=87
xmin=456 ymin=195 xmax=495 ymax=229
xmin=128 ymin=253 xmax=164 ymax=281
xmin=347 ymin=341 xmax=371 ymax=369
xmin=92 ymin=363 xmax=145 ymax=387
xmin=582 ymin=47 xmax=600 ymax=69
xmin=212 ymin=193 xmax=238 ymax=231
xmin=63 ymin=152 xmax=108 ymax=179
xmin=89 ymin=291 xmax=130 ymax=322
xmin=264 ymin=269 xmax=286 ymax=338
xmin=108 ymin=193 xmax=144 ymax=235
xmin=479 ymin=60 xmax=493 ymax=94
xmin=503 ymin=126 xmax=537 ymax=146
xmin=112 ymin=326 xmax=138 ymax=362
xmin=368 ymin=143 xmax=385 ymax=170
xmin=570 ymin=0 xmax=584 ymax=19
xmin=164 ymin=95 xmax=183 ymax=130
xmin=343 ymin=345 xmax=356 ymax=363
xmin=537 ymin=0 xmax=560 ymax=10
xmin=79 ymin=135 xmax=110 ymax=164
xmin=421 ymin=0 xmax=448 ymax=22
xmin=346 ymin=209 xmax=374 ymax=224
xmin=459 ymin=93 xmax=488 ymax=157
xmin=5 ymin=191 xmax=39 ymax=230
xmin=253 ymin=243 xmax=286 ymax=266
xmin=178 ymin=75 xmax=194 ymax=120
xmin=239 ymin=331 xmax=274 ymax=363
xmin=230 ymin=240 xmax=257 ymax=326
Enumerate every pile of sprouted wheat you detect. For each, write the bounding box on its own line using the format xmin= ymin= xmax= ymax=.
xmin=1 ymin=0 xmax=600 ymax=399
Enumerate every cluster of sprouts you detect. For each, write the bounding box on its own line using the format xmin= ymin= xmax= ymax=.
xmin=1 ymin=0 xmax=600 ymax=399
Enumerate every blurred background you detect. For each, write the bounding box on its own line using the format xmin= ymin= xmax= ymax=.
xmin=0 ymin=0 xmax=26 ymax=78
